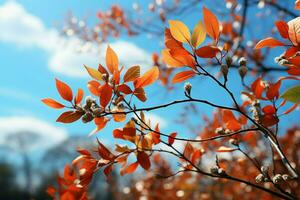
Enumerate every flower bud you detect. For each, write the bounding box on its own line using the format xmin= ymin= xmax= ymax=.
xmin=215 ymin=127 xmax=225 ymax=135
xmin=255 ymin=174 xmax=264 ymax=183
xmin=238 ymin=57 xmax=247 ymax=66
xmin=210 ymin=166 xmax=219 ymax=175
xmin=238 ymin=65 xmax=248 ymax=79
xmin=278 ymin=59 xmax=289 ymax=66
xmin=229 ymin=138 xmax=239 ymax=146
xmin=272 ymin=174 xmax=282 ymax=184
xmin=82 ymin=112 xmax=94 ymax=123
xmin=225 ymin=56 xmax=233 ymax=67
xmin=282 ymin=174 xmax=290 ymax=181
xmin=221 ymin=64 xmax=229 ymax=78
xmin=85 ymin=96 xmax=95 ymax=107
xmin=102 ymin=74 xmax=109 ymax=82
xmin=91 ymin=107 xmax=103 ymax=116
xmin=261 ymin=166 xmax=269 ymax=175
xmin=184 ymin=82 xmax=192 ymax=96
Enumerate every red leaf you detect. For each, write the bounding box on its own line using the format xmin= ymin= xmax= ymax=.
xmin=97 ymin=139 xmax=115 ymax=161
xmin=56 ymin=111 xmax=82 ymax=123
xmin=118 ymin=84 xmax=132 ymax=94
xmin=282 ymin=103 xmax=298 ymax=115
xmin=75 ymin=88 xmax=84 ymax=105
xmin=251 ymin=77 xmax=265 ymax=99
xmin=100 ymin=84 xmax=113 ymax=108
xmin=168 ymin=132 xmax=177 ymax=145
xmin=171 ymin=70 xmax=196 ymax=84
xmin=261 ymin=114 xmax=279 ymax=127
xmin=262 ymin=105 xmax=276 ymax=115
xmin=275 ymin=20 xmax=289 ymax=39
xmin=55 ymin=79 xmax=73 ymax=101
xmin=222 ymin=110 xmax=241 ymax=131
xmin=266 ymin=81 xmax=281 ymax=100
xmin=133 ymin=88 xmax=147 ymax=102
xmin=42 ymin=98 xmax=65 ymax=109
xmin=137 ymin=151 xmax=151 ymax=170
xmin=255 ymin=37 xmax=285 ymax=49
xmin=195 ymin=45 xmax=220 ymax=58
xmin=183 ymin=142 xmax=194 ymax=159
xmin=120 ymin=162 xmax=139 ymax=176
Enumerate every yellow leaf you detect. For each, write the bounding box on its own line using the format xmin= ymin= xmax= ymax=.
xmin=84 ymin=65 xmax=103 ymax=81
xmin=169 ymin=20 xmax=191 ymax=43
xmin=191 ymin=21 xmax=206 ymax=47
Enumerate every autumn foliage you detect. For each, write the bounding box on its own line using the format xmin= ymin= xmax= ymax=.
xmin=43 ymin=1 xmax=300 ymax=200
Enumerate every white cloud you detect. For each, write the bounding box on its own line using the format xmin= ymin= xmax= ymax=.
xmin=144 ymin=113 xmax=168 ymax=129
xmin=0 ymin=1 xmax=152 ymax=78
xmin=0 ymin=116 xmax=68 ymax=152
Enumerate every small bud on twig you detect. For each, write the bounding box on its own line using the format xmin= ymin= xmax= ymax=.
xmin=255 ymin=173 xmax=264 ymax=183
xmin=238 ymin=57 xmax=247 ymax=66
xmin=82 ymin=112 xmax=94 ymax=123
xmin=184 ymin=82 xmax=192 ymax=97
xmin=272 ymin=174 xmax=283 ymax=184
xmin=221 ymin=64 xmax=229 ymax=79
xmin=238 ymin=65 xmax=248 ymax=80
xmin=225 ymin=56 xmax=232 ymax=67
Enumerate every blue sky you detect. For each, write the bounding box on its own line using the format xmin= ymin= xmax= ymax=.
xmin=0 ymin=0 xmax=299 ymax=157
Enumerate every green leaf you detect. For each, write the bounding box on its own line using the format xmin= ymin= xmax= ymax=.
xmin=281 ymin=85 xmax=300 ymax=103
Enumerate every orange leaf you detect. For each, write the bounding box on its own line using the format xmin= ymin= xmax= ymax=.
xmin=255 ymin=37 xmax=285 ymax=49
xmin=222 ymin=110 xmax=241 ymax=131
xmin=161 ymin=49 xmax=184 ymax=68
xmin=169 ymin=49 xmax=196 ymax=69
xmin=168 ymin=132 xmax=177 ymax=145
xmin=75 ymin=88 xmax=84 ymax=105
xmin=100 ymin=84 xmax=113 ymax=108
xmin=203 ymin=7 xmax=220 ymax=41
xmin=118 ymin=84 xmax=132 ymax=94
xmin=42 ymin=98 xmax=65 ymax=109
xmin=55 ymin=79 xmax=73 ymax=101
xmin=137 ymin=151 xmax=151 ymax=170
xmin=296 ymin=0 xmax=300 ymax=9
xmin=275 ymin=21 xmax=289 ymax=39
xmin=120 ymin=162 xmax=139 ymax=176
xmin=56 ymin=111 xmax=82 ymax=123
xmin=124 ymin=65 xmax=140 ymax=82
xmin=134 ymin=66 xmax=159 ymax=88
xmin=87 ymin=80 xmax=101 ymax=96
xmin=106 ymin=45 xmax=119 ymax=73
xmin=171 ymin=70 xmax=196 ymax=84
xmin=164 ymin=28 xmax=183 ymax=50
xmin=191 ymin=149 xmax=202 ymax=164
xmin=195 ymin=45 xmax=220 ymax=58
xmin=217 ymin=146 xmax=237 ymax=153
